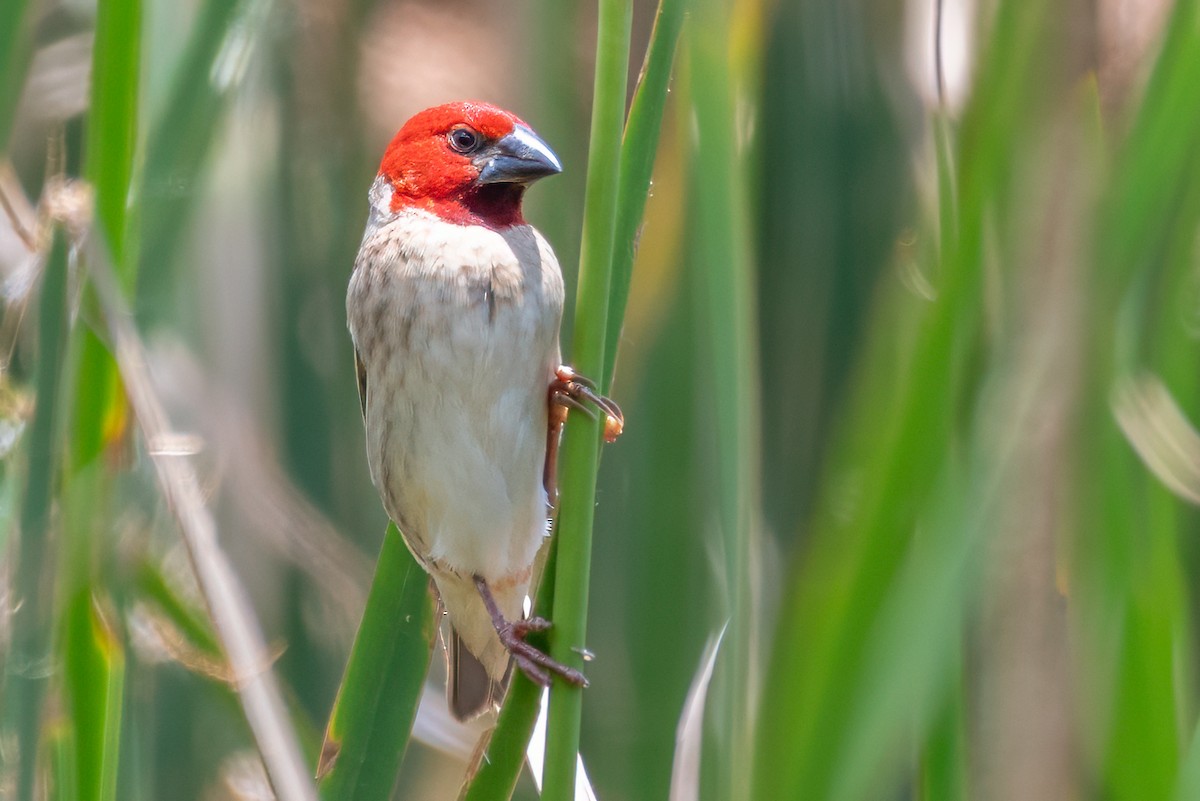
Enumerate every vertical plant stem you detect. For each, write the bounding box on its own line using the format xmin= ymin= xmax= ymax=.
xmin=458 ymin=538 xmax=559 ymax=801
xmin=602 ymin=0 xmax=685 ymax=392
xmin=461 ymin=2 xmax=680 ymax=794
xmin=689 ymin=1 xmax=761 ymax=795
xmin=73 ymin=0 xmax=141 ymax=468
xmin=10 ymin=227 xmax=70 ymax=801
xmin=753 ymin=2 xmax=1052 ymax=795
xmin=62 ymin=591 xmax=126 ymax=801
xmin=137 ymin=0 xmax=243 ymax=317
xmin=0 ymin=0 xmax=33 ymax=153
xmin=86 ymin=0 xmax=140 ymax=278
xmin=542 ymin=0 xmax=632 ymax=796
xmin=316 ymin=523 xmax=435 ymax=801
xmin=58 ymin=2 xmax=142 ymax=795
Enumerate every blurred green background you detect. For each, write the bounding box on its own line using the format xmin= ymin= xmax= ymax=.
xmin=5 ymin=0 xmax=1200 ymax=799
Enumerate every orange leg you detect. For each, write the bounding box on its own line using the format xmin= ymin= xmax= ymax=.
xmin=543 ymin=366 xmax=625 ymax=504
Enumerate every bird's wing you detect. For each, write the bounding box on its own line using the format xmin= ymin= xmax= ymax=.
xmin=354 ymin=347 xmax=368 ymax=419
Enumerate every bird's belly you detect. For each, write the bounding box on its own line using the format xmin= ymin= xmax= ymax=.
xmin=360 ymin=285 xmax=555 ymax=582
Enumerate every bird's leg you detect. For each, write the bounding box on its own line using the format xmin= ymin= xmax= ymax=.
xmin=544 ymin=365 xmax=624 ymax=505
xmin=473 ymin=575 xmax=589 ymax=688
xmin=543 ymin=400 xmax=569 ymax=507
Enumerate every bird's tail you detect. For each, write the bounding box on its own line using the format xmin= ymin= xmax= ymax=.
xmin=448 ymin=629 xmax=508 ymax=721
xmin=435 ymin=571 xmax=522 ymax=720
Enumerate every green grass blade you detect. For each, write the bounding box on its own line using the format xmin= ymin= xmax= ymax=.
xmin=1073 ymin=3 xmax=1200 ymax=797
xmin=47 ymin=718 xmax=76 ymax=801
xmin=63 ymin=591 xmax=126 ymax=801
xmin=73 ymin=0 xmax=142 ymax=470
xmin=688 ymin=0 xmax=762 ymax=795
xmin=59 ymin=461 xmax=124 ymax=801
xmin=541 ymin=0 xmax=632 ymax=795
xmin=134 ymin=560 xmax=223 ymax=657
xmin=0 ymin=0 xmax=34 ymax=153
xmin=1097 ymin=0 xmax=1200 ymax=286
xmin=317 ymin=523 xmax=435 ymax=801
xmin=827 ymin=394 xmax=1015 ymax=801
xmin=137 ymin=0 xmax=246 ymax=319
xmin=458 ymin=537 xmax=558 ymax=801
xmin=753 ymin=0 xmax=1052 ymax=795
xmin=526 ymin=0 xmax=588 ymax=290
xmin=0 ymin=455 xmax=17 ymax=560
xmin=919 ymin=661 xmax=968 ymax=801
xmin=601 ymin=0 xmax=685 ymax=392
xmin=52 ymin=5 xmax=142 ymax=794
xmin=1102 ymin=181 xmax=1200 ymax=801
xmin=457 ymin=662 xmax=544 ymax=801
xmin=1176 ymin=712 xmax=1200 ymax=801
xmin=461 ymin=5 xmax=682 ymax=789
xmin=86 ymin=0 xmax=140 ymax=276
xmin=9 ymin=227 xmax=70 ymax=801
xmin=67 ymin=326 xmax=125 ymax=472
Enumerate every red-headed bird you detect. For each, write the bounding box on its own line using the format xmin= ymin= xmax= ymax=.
xmin=346 ymin=101 xmax=620 ymax=720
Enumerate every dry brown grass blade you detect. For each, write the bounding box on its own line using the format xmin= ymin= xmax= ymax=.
xmin=87 ymin=255 xmax=317 ymax=801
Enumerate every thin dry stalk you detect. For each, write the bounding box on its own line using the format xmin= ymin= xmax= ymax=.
xmin=87 ymin=257 xmax=317 ymax=801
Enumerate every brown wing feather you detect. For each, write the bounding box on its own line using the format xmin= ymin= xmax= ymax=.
xmin=354 ymin=348 xmax=368 ymax=419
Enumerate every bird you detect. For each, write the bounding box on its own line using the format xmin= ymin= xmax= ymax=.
xmin=346 ymin=101 xmax=621 ymax=720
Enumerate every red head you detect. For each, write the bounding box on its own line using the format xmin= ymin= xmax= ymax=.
xmin=379 ymin=101 xmax=562 ymax=229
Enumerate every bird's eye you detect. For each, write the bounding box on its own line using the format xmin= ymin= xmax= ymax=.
xmin=448 ymin=127 xmax=481 ymax=153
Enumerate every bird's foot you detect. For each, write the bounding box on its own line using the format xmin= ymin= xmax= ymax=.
xmin=549 ymin=365 xmax=624 ymax=443
xmin=474 ymin=576 xmax=589 ymax=688
xmin=544 ymin=366 xmax=625 ymax=503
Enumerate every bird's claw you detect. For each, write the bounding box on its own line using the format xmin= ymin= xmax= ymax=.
xmin=475 ymin=576 xmax=589 ymax=688
xmin=511 ymin=615 xmax=553 ymax=637
xmin=550 ymin=365 xmax=624 ymax=443
xmin=498 ymin=619 xmax=589 ymax=688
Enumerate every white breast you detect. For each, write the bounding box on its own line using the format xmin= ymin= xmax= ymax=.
xmin=346 ymin=190 xmax=565 ymax=583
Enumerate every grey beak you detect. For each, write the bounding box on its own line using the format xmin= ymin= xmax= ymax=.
xmin=476 ymin=125 xmax=563 ymax=185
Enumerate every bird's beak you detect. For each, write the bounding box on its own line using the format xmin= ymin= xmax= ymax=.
xmin=476 ymin=125 xmax=563 ymax=185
